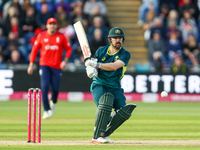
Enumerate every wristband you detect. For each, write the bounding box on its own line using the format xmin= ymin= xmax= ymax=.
xmin=64 ymin=58 xmax=68 ymax=63
xmin=96 ymin=63 xmax=101 ymax=68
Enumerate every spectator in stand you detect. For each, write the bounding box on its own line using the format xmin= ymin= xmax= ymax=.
xmin=69 ymin=4 xmax=88 ymax=29
xmin=36 ymin=3 xmax=53 ymax=30
xmin=7 ymin=17 xmax=27 ymax=62
xmin=166 ymin=32 xmax=183 ymax=64
xmin=54 ymin=6 xmax=69 ymax=29
xmin=10 ymin=49 xmax=24 ymax=64
xmin=69 ymin=0 xmax=83 ymax=11
xmin=59 ymin=22 xmax=75 ymax=41
xmin=166 ymin=20 xmax=182 ymax=41
xmin=0 ymin=28 xmax=7 ymax=49
xmin=143 ymin=10 xmax=155 ymax=41
xmin=2 ymin=0 xmax=10 ymax=19
xmin=159 ymin=0 xmax=179 ymax=10
xmin=179 ymin=0 xmax=199 ymax=21
xmin=54 ymin=0 xmax=71 ymax=14
xmin=21 ymin=6 xmax=38 ymax=63
xmin=150 ymin=17 xmax=166 ymax=40
xmin=166 ymin=9 xmax=179 ymax=27
xmin=5 ymin=16 xmax=27 ymax=62
xmin=83 ymin=0 xmax=107 ymax=16
xmin=182 ymin=20 xmax=198 ymax=43
xmin=89 ymin=28 xmax=108 ymax=56
xmin=147 ymin=30 xmax=165 ymax=71
xmin=4 ymin=6 xmax=20 ymax=36
xmin=21 ymin=0 xmax=35 ymax=12
xmin=8 ymin=17 xmax=24 ymax=40
xmin=18 ymin=0 xmax=36 ymax=5
xmin=87 ymin=16 xmax=109 ymax=42
xmin=87 ymin=5 xmax=110 ymax=28
xmin=183 ymin=34 xmax=199 ymax=65
xmin=3 ymin=0 xmax=24 ymax=20
xmin=22 ymin=6 xmax=37 ymax=43
xmin=171 ymin=54 xmax=188 ymax=73
xmin=54 ymin=0 xmax=81 ymax=10
xmin=59 ymin=22 xmax=77 ymax=63
xmin=137 ymin=0 xmax=158 ymax=25
xmin=180 ymin=10 xmax=196 ymax=30
xmin=35 ymin=0 xmax=54 ymax=13
xmin=3 ymin=32 xmax=20 ymax=62
xmin=159 ymin=4 xmax=169 ymax=27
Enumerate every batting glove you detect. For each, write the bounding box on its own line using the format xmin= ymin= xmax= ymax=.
xmin=85 ymin=58 xmax=98 ymax=67
xmin=86 ymin=66 xmax=98 ymax=78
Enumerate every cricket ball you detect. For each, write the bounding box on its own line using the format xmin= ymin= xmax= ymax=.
xmin=161 ymin=91 xmax=168 ymax=98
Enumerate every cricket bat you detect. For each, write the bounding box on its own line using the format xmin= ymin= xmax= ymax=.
xmin=73 ymin=21 xmax=91 ymax=62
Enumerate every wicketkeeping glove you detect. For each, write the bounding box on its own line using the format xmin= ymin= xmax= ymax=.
xmin=86 ymin=66 xmax=98 ymax=78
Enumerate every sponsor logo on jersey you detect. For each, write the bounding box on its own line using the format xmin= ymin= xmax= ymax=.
xmin=102 ymin=57 xmax=106 ymax=61
xmin=56 ymin=37 xmax=60 ymax=43
xmin=45 ymin=44 xmax=59 ymax=50
xmin=34 ymin=40 xmax=38 ymax=45
xmin=44 ymin=38 xmax=49 ymax=42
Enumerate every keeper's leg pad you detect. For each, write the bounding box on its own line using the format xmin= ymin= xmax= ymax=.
xmin=93 ymin=93 xmax=114 ymax=139
xmin=104 ymin=104 xmax=136 ymax=137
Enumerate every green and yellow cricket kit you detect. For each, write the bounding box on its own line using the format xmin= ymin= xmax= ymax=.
xmin=91 ymin=45 xmax=130 ymax=110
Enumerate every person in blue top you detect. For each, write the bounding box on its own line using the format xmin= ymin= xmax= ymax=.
xmin=85 ymin=27 xmax=137 ymax=144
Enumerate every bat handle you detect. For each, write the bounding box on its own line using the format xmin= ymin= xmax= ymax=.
xmin=84 ymin=57 xmax=91 ymax=63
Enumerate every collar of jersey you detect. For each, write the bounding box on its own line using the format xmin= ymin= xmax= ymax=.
xmin=107 ymin=46 xmax=121 ymax=56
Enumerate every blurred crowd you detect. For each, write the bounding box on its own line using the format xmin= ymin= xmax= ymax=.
xmin=0 ymin=0 xmax=110 ymax=67
xmin=2 ymin=0 xmax=200 ymax=74
xmin=139 ymin=0 xmax=200 ymax=73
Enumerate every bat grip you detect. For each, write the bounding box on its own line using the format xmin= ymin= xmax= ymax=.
xmin=84 ymin=57 xmax=91 ymax=63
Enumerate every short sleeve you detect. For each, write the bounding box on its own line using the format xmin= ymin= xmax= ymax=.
xmin=119 ymin=51 xmax=131 ymax=66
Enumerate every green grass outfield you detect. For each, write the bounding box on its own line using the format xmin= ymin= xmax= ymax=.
xmin=0 ymin=101 xmax=200 ymax=150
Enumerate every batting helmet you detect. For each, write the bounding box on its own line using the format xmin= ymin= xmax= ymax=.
xmin=108 ymin=27 xmax=125 ymax=40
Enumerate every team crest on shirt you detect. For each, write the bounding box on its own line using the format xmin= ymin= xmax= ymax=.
xmin=115 ymin=29 xmax=121 ymax=34
xmin=56 ymin=37 xmax=60 ymax=43
xmin=114 ymin=56 xmax=119 ymax=61
xmin=102 ymin=57 xmax=106 ymax=61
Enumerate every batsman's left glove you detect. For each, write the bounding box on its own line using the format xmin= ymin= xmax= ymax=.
xmin=86 ymin=66 xmax=98 ymax=78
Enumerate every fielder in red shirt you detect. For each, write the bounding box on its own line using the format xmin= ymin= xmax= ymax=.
xmin=27 ymin=18 xmax=72 ymax=119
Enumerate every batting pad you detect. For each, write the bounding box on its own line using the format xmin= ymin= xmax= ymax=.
xmin=93 ymin=93 xmax=114 ymax=139
xmin=105 ymin=104 xmax=137 ymax=137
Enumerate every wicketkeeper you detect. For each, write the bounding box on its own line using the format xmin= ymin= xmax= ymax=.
xmin=85 ymin=27 xmax=137 ymax=143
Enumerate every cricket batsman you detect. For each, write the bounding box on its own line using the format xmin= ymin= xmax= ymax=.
xmin=85 ymin=27 xmax=137 ymax=143
xmin=27 ymin=18 xmax=72 ymax=119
